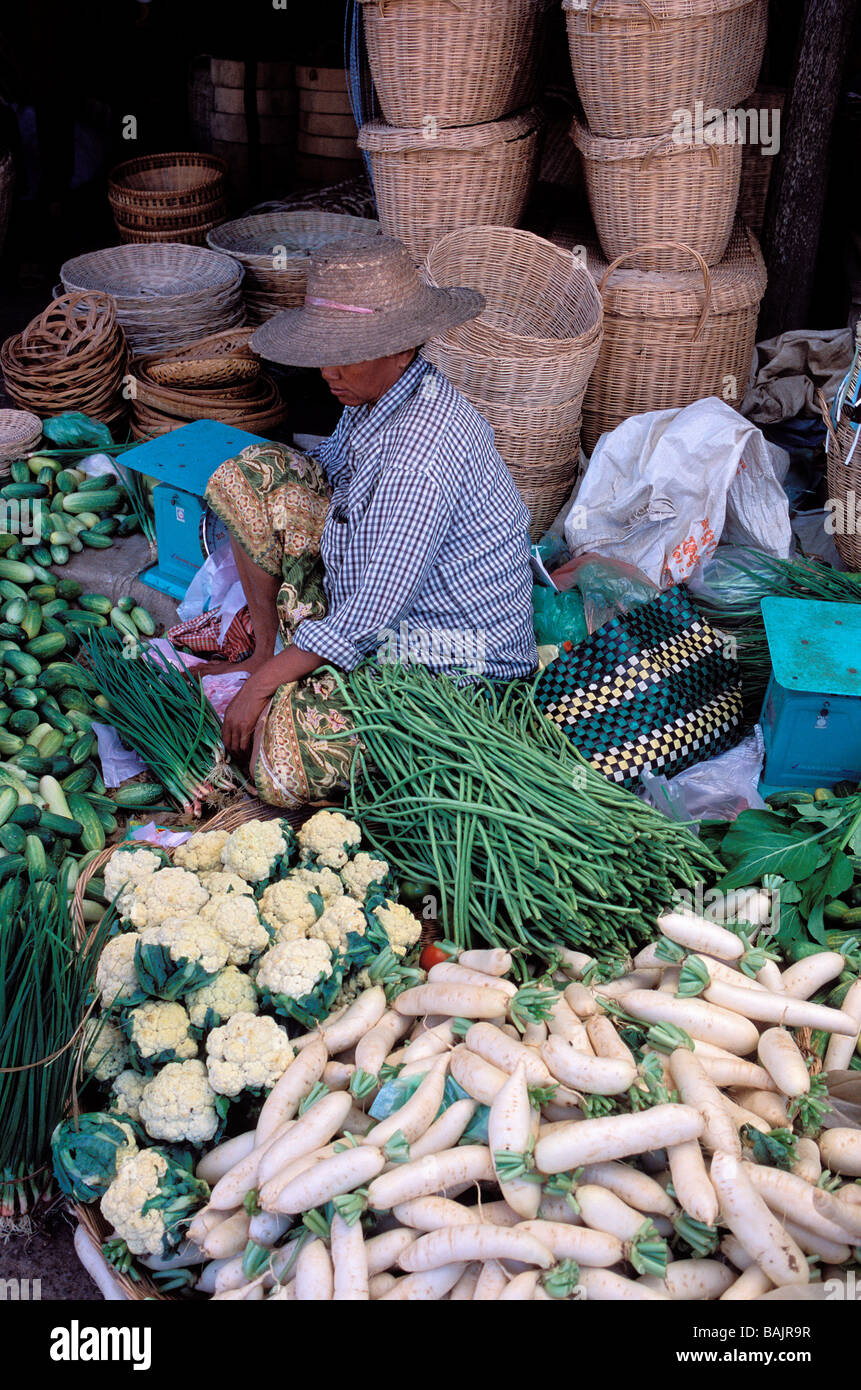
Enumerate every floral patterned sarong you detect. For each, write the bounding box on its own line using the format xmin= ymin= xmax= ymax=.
xmin=205 ymin=443 xmax=357 ymax=809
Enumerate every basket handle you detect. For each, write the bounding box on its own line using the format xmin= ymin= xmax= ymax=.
xmin=598 ymin=242 xmax=713 ymax=341
xmin=374 ymin=0 xmax=464 ymax=10
xmin=641 ymin=133 xmax=720 ymax=168
xmin=815 ymin=386 xmax=840 ymax=452
xmin=587 ymin=0 xmax=660 ymax=33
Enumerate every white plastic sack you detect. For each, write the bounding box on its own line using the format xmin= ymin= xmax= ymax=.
xmin=176 ymin=541 xmax=246 ymax=644
xmin=565 ymin=399 xmax=793 ymax=587
xmin=641 ymin=728 xmax=767 ymax=825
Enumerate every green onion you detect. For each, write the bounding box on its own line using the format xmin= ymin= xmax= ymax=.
xmin=76 ymin=629 xmax=240 ymax=815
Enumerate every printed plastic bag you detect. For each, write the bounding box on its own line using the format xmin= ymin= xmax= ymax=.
xmin=564 ymin=399 xmax=793 ymax=587
xmin=550 ymin=553 xmax=659 ymax=633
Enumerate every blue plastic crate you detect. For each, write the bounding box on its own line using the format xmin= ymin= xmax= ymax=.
xmin=759 ymin=596 xmax=861 ymax=789
xmin=116 ymin=420 xmax=269 ymax=599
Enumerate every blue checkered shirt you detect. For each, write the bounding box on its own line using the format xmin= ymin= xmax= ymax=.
xmin=292 ymin=354 xmax=538 ymax=679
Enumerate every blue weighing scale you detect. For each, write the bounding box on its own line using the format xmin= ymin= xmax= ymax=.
xmin=115 ymin=420 xmax=269 ymax=600
xmin=759 ymin=596 xmax=861 ymax=793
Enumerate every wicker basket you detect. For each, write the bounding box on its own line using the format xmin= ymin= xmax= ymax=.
xmin=737 ymin=88 xmax=786 ymax=235
xmin=581 ymin=223 xmax=766 ymax=453
xmin=510 ymin=456 xmax=581 ymax=539
xmin=823 ymin=331 xmax=861 ymax=570
xmin=60 ymin=243 xmax=246 ymax=356
xmin=479 ymin=396 xmax=583 ymax=471
xmin=422 ymin=225 xmax=603 ymax=407
xmin=0 ymin=409 xmax=41 ymax=466
xmin=109 ymin=152 xmax=228 ymax=247
xmin=358 ymin=0 xmax=549 ymax=128
xmin=571 ymin=119 xmax=742 ymax=271
xmin=1 ymin=291 xmax=128 ymax=427
xmin=563 ymin=0 xmax=768 ymax=138
xmin=69 ymin=796 xmax=299 ymax=1302
xmin=128 ymin=337 xmax=288 ymax=438
xmin=358 ymin=111 xmax=543 ymax=262
xmin=207 ymin=211 xmax=381 ymax=324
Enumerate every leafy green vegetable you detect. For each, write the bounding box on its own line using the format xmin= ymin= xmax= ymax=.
xmin=51 ymin=1111 xmax=142 ymax=1203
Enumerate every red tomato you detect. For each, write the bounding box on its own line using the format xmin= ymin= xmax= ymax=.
xmin=420 ymin=944 xmax=448 ymax=971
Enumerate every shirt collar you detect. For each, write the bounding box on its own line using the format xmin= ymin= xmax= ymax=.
xmin=340 ymin=353 xmax=431 ymax=457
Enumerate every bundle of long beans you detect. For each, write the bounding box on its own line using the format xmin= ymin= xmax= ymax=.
xmin=688 ymin=551 xmax=861 ymax=720
xmin=331 ymin=663 xmax=722 ymax=968
xmin=0 ymin=873 xmax=115 ymax=1217
xmin=80 ymin=629 xmax=240 ymax=815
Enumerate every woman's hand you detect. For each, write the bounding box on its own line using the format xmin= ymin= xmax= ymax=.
xmin=221 ymin=677 xmax=271 ymax=759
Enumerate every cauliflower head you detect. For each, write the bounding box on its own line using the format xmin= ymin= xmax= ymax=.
xmin=201 ymin=892 xmax=269 ymax=967
xmin=198 ymin=870 xmax=254 ymax=897
xmin=220 ymin=818 xmax=294 ymax=884
xmin=186 ymin=965 xmax=259 ymax=1031
xmin=52 ymin=1112 xmax=140 ymax=1204
xmin=258 ymin=877 xmax=323 ymax=944
xmin=255 ymin=938 xmax=333 ymax=1002
xmin=126 ymin=999 xmax=197 ymax=1070
xmin=111 ymin=1069 xmax=149 ymax=1124
xmin=205 ymin=1012 xmax=293 ymax=1097
xmin=83 ymin=1016 xmax=129 ymax=1081
xmin=340 ymin=851 xmax=392 ymax=903
xmin=296 ymin=810 xmax=361 ymax=870
xmin=138 ymin=1059 xmax=219 ymax=1145
xmin=173 ymin=829 xmax=230 ymax=874
xmin=310 ymin=894 xmax=366 ymax=954
xmin=100 ymin=1147 xmax=209 ymax=1257
xmin=104 ymin=849 xmax=163 ymax=912
xmin=371 ymin=899 xmax=421 ymax=958
xmin=291 ymin=864 xmax=343 ymax=905
xmin=121 ymin=867 xmax=209 ymax=931
xmin=95 ymin=932 xmax=144 ymax=1008
xmin=135 ymin=916 xmax=230 ymax=999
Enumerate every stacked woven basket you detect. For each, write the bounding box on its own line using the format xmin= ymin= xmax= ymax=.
xmin=1 ymin=291 xmax=128 ymax=428
xmin=60 ymin=243 xmax=246 ymax=357
xmin=561 ymin=0 xmax=772 ymax=452
xmin=0 ymin=410 xmax=42 ymax=478
xmin=207 ymin=210 xmax=380 ymax=324
xmin=357 ymin=0 xmax=550 ymax=260
xmin=423 ymin=226 xmax=603 ymax=538
xmin=126 ymin=329 xmax=289 ymax=440
xmin=108 ymin=152 xmax=228 ymax=246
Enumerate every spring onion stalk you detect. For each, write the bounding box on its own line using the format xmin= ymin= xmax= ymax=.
xmin=77 ymin=629 xmax=240 ymax=815
xmin=0 ymin=872 xmax=116 ymax=1215
xmin=328 ymin=663 xmax=722 ymax=970
xmin=112 ymin=460 xmax=156 ymax=546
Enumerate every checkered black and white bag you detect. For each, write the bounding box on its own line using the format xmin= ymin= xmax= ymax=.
xmin=534 ymin=586 xmax=744 ymax=787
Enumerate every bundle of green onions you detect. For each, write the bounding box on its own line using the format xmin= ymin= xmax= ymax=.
xmin=331 ymin=663 xmax=722 ymax=968
xmin=79 ymin=629 xmax=240 ymax=815
xmin=688 ymin=551 xmax=861 ymax=720
xmin=0 ymin=871 xmax=115 ymax=1217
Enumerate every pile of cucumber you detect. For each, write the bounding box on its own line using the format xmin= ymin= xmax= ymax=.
xmin=0 ymin=563 xmax=166 ymax=894
xmin=0 ymin=455 xmax=139 ymax=567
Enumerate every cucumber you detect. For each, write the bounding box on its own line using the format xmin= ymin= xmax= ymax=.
xmin=0 ymin=853 xmax=25 ymax=881
xmin=131 ymin=606 xmax=156 ymax=636
xmin=0 ymin=580 xmax=28 ymax=602
xmin=9 ymin=804 xmax=39 ymax=828
xmin=0 ymin=785 xmax=18 ymax=828
xmin=41 ymin=599 xmax=68 ymax=619
xmin=90 ymin=517 xmax=119 ymax=537
xmin=0 ymin=534 xmax=16 ymax=553
xmin=37 ymin=467 xmax=55 ymax=489
xmin=79 ymin=594 xmax=113 ymax=616
xmin=50 ymin=546 xmax=70 ymax=566
xmin=78 ymin=473 xmax=118 ymax=493
xmin=56 ymin=579 xmax=83 ymax=600
xmin=20 ymin=602 xmax=42 ymax=641
xmin=3 ymin=598 xmax=25 ymax=625
xmin=66 ymin=792 xmax=105 ymax=852
xmin=30 ymin=545 xmax=53 ymax=569
xmin=25 ymin=834 xmax=48 ymax=879
xmin=60 ymin=764 xmax=96 ymax=793
xmin=38 ymin=810 xmax=83 ymax=838
xmin=0 ymin=559 xmax=34 ymax=584
xmin=4 ymin=544 xmax=27 ymax=561
xmin=117 ymin=596 xmax=135 ymax=614
xmin=61 ymin=610 xmax=107 ymax=628
xmin=58 ymin=688 xmax=89 ymax=713
xmin=10 ymin=460 xmax=29 ymax=485
xmin=55 ymin=470 xmax=80 ymax=494
xmin=110 ymin=607 xmax=138 ymax=641
xmin=37 ymin=728 xmax=65 ymax=759
xmin=111 ymin=782 xmax=165 ymax=807
xmin=62 ymin=488 xmax=123 ymax=513
xmin=30 ymin=585 xmax=56 ymax=605
xmin=3 ymin=651 xmax=41 ymax=679
xmin=0 ymin=623 xmax=25 ymax=642
xmin=26 ymin=632 xmax=67 ymax=660
xmin=40 ymin=661 xmax=96 ymax=692
xmin=0 ymin=482 xmax=48 ymax=501
xmin=48 ymin=755 xmax=74 ymax=779
xmin=69 ymin=731 xmax=96 ymax=765
xmin=824 ymin=900 xmax=850 ymax=922
xmin=8 ymin=710 xmax=39 ymax=735
xmin=95 ymin=809 xmax=118 ymax=835
xmin=80 ymin=532 xmax=113 ymax=550
xmin=0 ymin=729 xmax=24 ymax=757
xmin=0 ymin=823 xmax=26 ymax=854
xmin=7 ymin=688 xmax=39 ymax=711
xmin=39 ymin=701 xmax=74 ymax=735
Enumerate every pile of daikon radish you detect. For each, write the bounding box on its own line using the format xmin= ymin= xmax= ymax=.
xmin=167 ymin=903 xmax=861 ymax=1301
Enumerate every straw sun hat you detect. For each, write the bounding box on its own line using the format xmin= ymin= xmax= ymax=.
xmin=250 ymin=233 xmax=484 ymax=368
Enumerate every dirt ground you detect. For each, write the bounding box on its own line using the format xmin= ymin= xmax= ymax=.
xmin=0 ymin=1206 xmax=99 ymax=1301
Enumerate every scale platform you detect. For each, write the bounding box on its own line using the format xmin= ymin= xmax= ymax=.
xmin=759 ymin=595 xmax=861 ymax=792
xmin=116 ymin=420 xmax=269 ymax=600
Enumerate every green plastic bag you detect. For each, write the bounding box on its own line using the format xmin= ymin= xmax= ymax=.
xmin=41 ymin=412 xmax=114 ymax=451
xmin=531 ymin=585 xmax=588 ymax=648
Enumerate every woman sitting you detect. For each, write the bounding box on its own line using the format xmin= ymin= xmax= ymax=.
xmin=200 ymin=234 xmax=537 ymax=808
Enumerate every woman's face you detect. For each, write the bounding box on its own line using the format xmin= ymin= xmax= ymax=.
xmin=320 ymin=350 xmax=416 ymax=407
